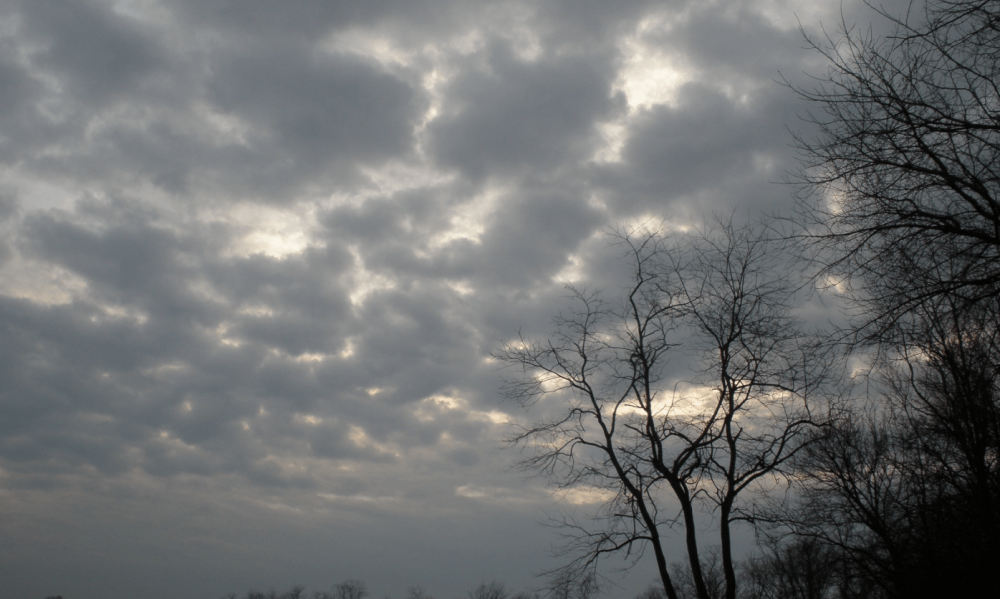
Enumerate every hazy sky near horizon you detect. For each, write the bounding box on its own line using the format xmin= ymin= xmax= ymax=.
xmin=0 ymin=1 xmax=902 ymax=598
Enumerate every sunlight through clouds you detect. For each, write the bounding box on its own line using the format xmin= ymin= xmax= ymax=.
xmin=550 ymin=486 xmax=616 ymax=506
xmin=424 ymin=186 xmax=501 ymax=252
xmin=218 ymin=205 xmax=317 ymax=259
xmin=0 ymin=260 xmax=88 ymax=305
xmin=616 ymin=15 xmax=693 ymax=109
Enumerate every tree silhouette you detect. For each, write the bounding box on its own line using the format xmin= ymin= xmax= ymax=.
xmin=791 ymin=0 xmax=1000 ymax=343
xmin=467 ymin=581 xmax=509 ymax=599
xmin=776 ymin=2 xmax=1000 ymax=596
xmin=499 ymin=217 xmax=836 ymax=599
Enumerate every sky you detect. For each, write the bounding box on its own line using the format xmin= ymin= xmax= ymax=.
xmin=0 ymin=1 xmax=905 ymax=598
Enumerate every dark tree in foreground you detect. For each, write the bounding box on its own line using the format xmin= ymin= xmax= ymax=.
xmin=669 ymin=546 xmax=726 ymax=599
xmin=791 ymin=0 xmax=1000 ymax=342
xmin=739 ymin=537 xmax=839 ymax=599
xmin=548 ymin=571 xmax=599 ymax=599
xmin=776 ymin=299 xmax=1000 ymax=599
xmin=779 ymin=2 xmax=1000 ymax=597
xmin=498 ymin=218 xmax=836 ymax=599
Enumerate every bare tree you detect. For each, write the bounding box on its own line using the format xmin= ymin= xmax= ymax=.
xmin=786 ymin=405 xmax=919 ymax=598
xmin=670 ymin=546 xmax=726 ymax=599
xmin=335 ymin=581 xmax=369 ymax=599
xmin=879 ymin=299 xmax=1000 ymax=596
xmin=634 ymin=584 xmax=665 ymax=599
xmin=679 ymin=221 xmax=838 ymax=599
xmin=468 ymin=581 xmax=509 ymax=599
xmin=888 ymin=298 xmax=1000 ymax=525
xmin=498 ymin=218 xmax=835 ymax=599
xmin=790 ymin=0 xmax=1000 ymax=342
xmin=739 ymin=537 xmax=839 ymax=599
xmin=222 ymin=587 xmax=309 ymax=599
xmin=406 ymin=588 xmax=433 ymax=599
xmin=549 ymin=570 xmax=600 ymax=599
xmin=780 ymin=298 xmax=1000 ymax=598
xmin=780 ymin=4 xmax=1000 ymax=595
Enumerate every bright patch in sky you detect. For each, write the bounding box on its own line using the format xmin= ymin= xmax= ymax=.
xmin=0 ymin=260 xmax=88 ymax=305
xmin=617 ymin=16 xmax=692 ymax=109
xmin=552 ymin=486 xmax=617 ymax=506
xmin=221 ymin=205 xmax=316 ymax=259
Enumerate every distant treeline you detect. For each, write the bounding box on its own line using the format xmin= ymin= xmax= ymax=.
xmin=222 ymin=580 xmax=540 ymax=599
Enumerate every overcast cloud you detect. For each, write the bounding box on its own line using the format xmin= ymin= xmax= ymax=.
xmin=0 ymin=1 xmax=904 ymax=598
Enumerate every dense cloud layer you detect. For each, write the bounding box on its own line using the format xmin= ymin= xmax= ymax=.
xmin=0 ymin=1 xmax=905 ymax=598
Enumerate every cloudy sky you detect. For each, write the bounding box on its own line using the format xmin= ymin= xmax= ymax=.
xmin=0 ymin=1 xmax=902 ymax=598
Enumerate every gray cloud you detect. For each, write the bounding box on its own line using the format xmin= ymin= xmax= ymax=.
xmin=174 ymin=0 xmax=474 ymax=41
xmin=597 ymin=81 xmax=798 ymax=213
xmin=206 ymin=43 xmax=428 ymax=177
xmin=0 ymin=51 xmax=48 ymax=164
xmin=0 ymin=1 xmax=869 ymax=598
xmin=428 ymin=40 xmax=624 ymax=180
xmin=18 ymin=0 xmax=164 ymax=106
